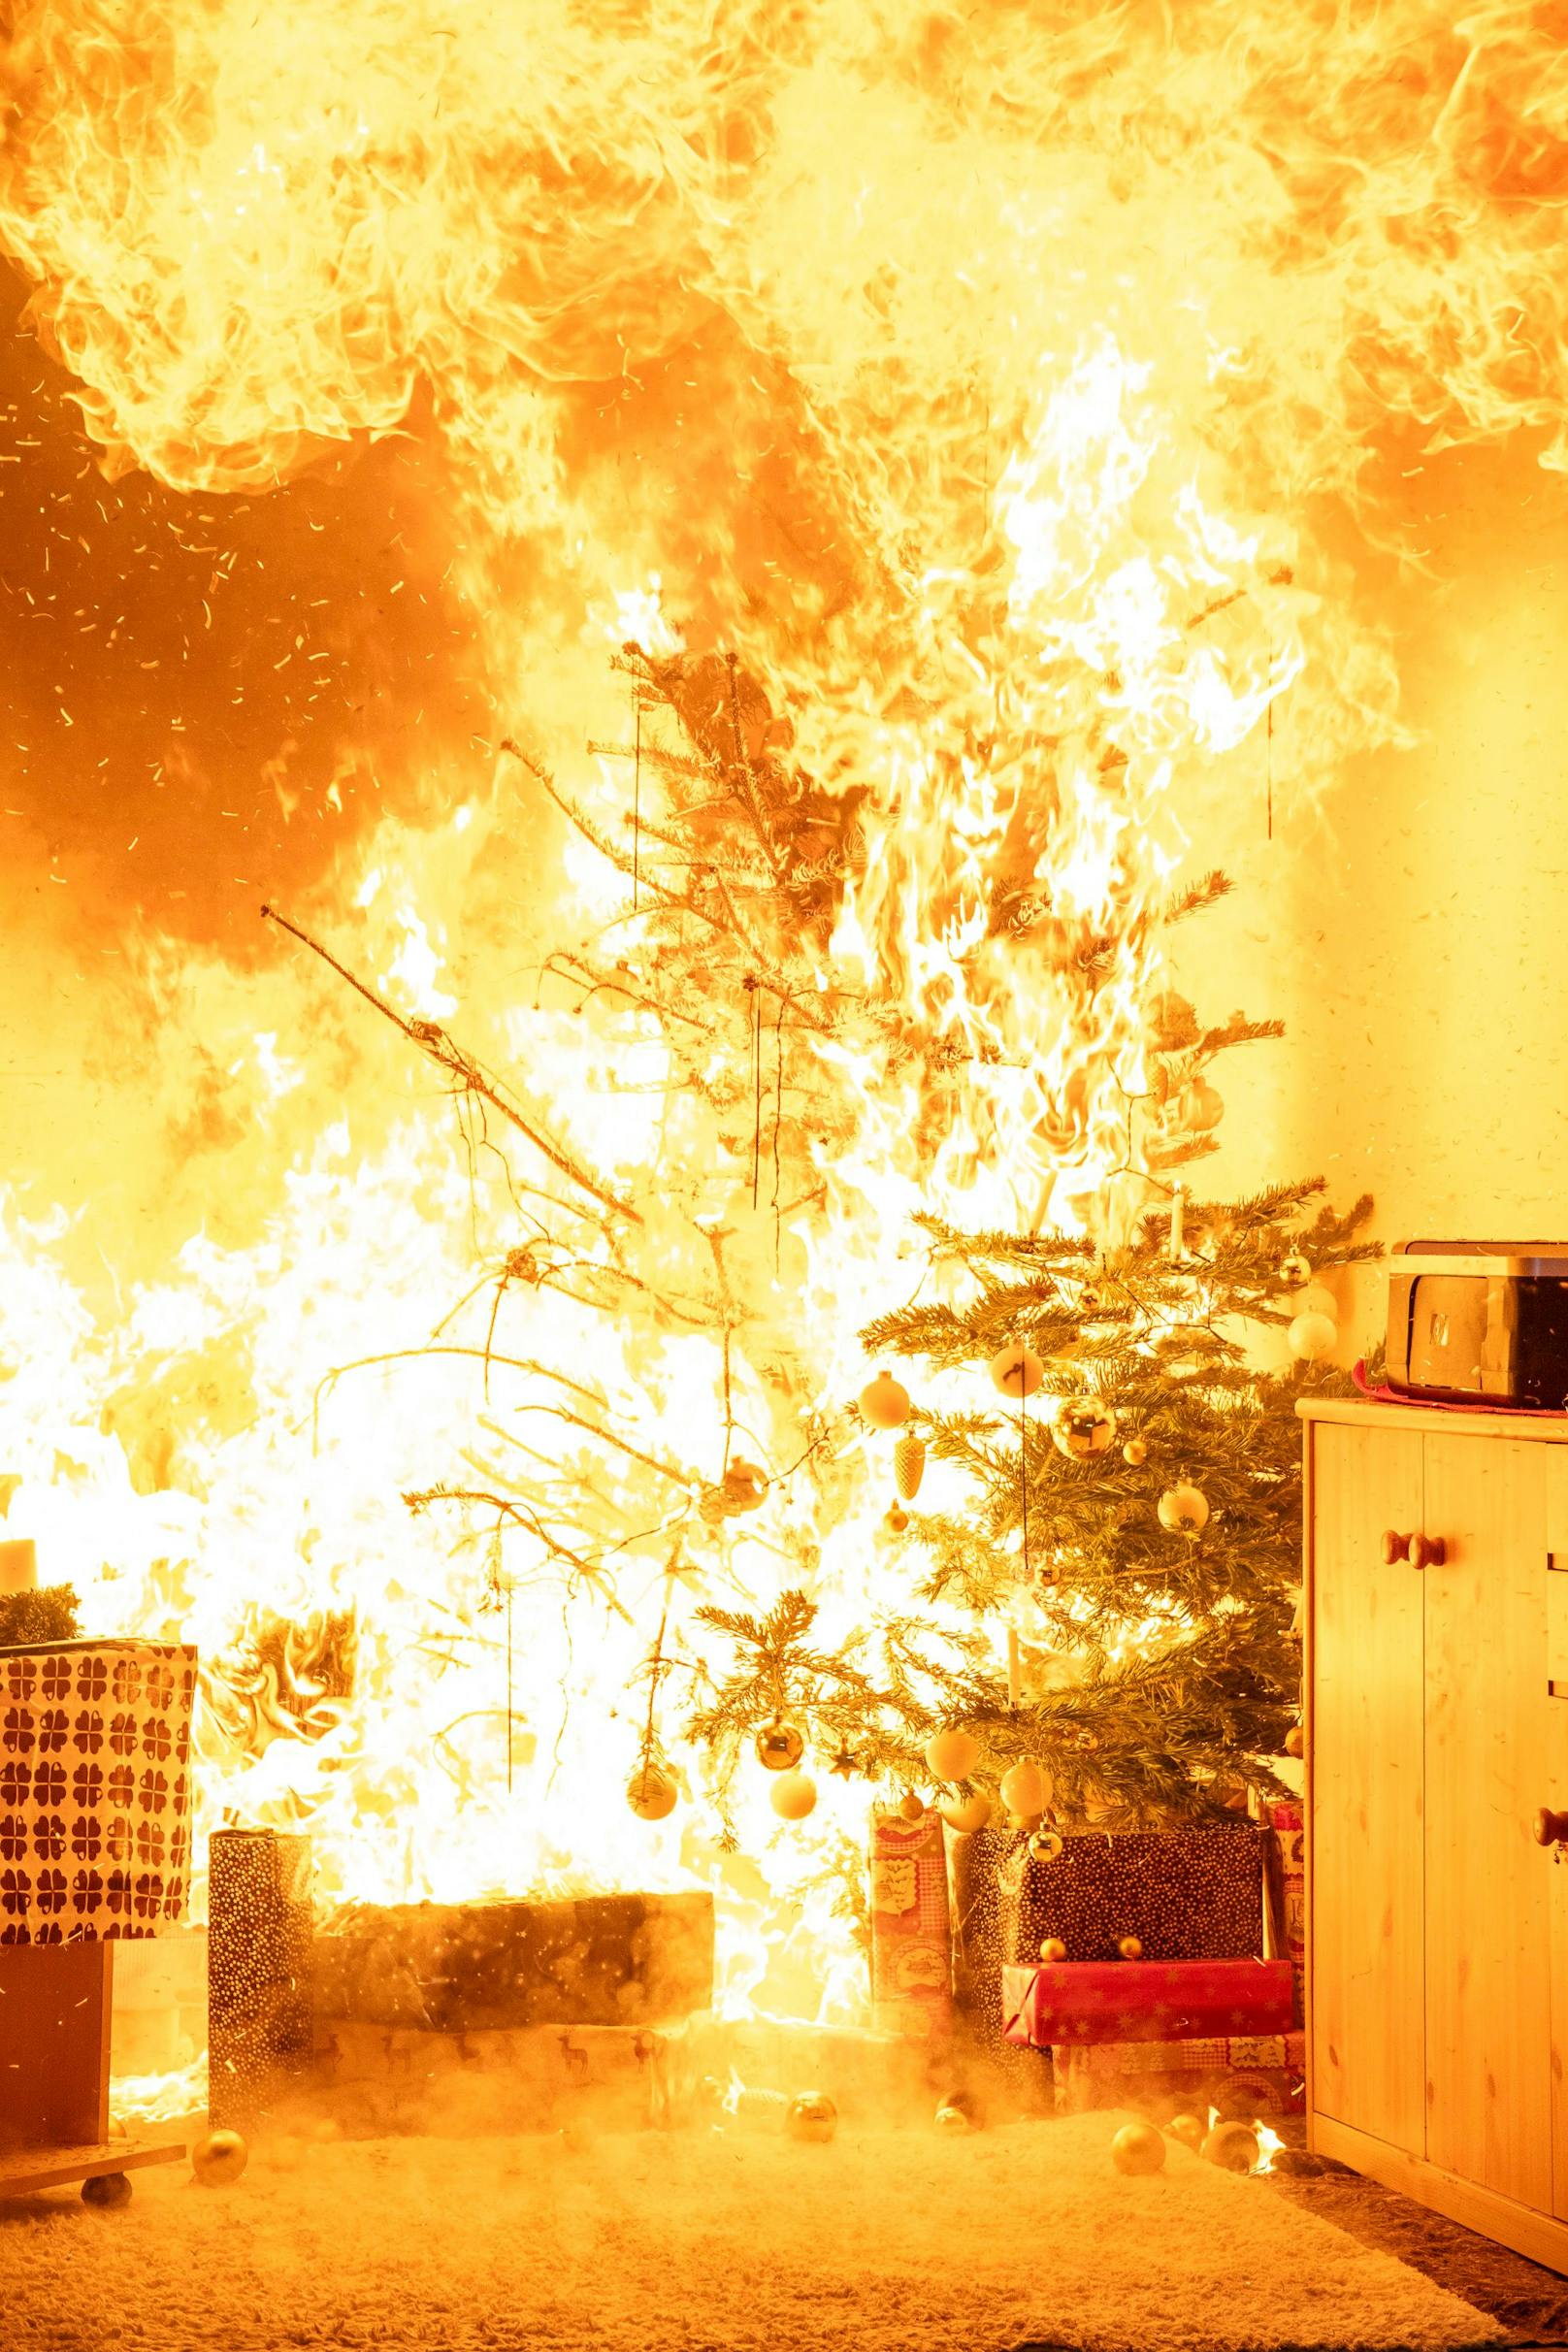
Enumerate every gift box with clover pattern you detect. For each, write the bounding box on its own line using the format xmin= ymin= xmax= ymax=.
xmin=0 ymin=1640 xmax=197 ymax=1943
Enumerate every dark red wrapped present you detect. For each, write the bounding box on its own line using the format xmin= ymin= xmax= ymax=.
xmin=1001 ymin=1956 xmax=1294 ymax=2047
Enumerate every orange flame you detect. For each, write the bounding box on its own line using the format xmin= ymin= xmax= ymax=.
xmin=0 ymin=4 xmax=1564 ymax=2036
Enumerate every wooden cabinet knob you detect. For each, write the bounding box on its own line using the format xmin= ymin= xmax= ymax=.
xmin=1408 ymin=1533 xmax=1447 ymax=1571
xmin=1381 ymin=1529 xmax=1412 ymax=1564
xmin=1533 ymin=1808 xmax=1568 ymax=1848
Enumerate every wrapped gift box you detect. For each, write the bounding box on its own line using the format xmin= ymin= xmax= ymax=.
xmin=870 ymin=1806 xmax=952 ymax=2039
xmin=1001 ymin=1956 xmax=1294 ymax=2047
xmin=997 ymin=1823 xmax=1267 ymax=1966
xmin=1264 ymin=1798 xmax=1305 ymax=2026
xmin=1053 ymin=2030 xmax=1307 ymax=2116
xmin=0 ymin=1640 xmax=197 ymax=1944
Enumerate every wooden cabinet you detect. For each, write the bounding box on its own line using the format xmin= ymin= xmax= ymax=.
xmin=1303 ymin=1401 xmax=1568 ymax=2272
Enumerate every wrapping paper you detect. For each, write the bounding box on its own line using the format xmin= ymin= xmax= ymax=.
xmin=996 ymin=1823 xmax=1267 ymax=1966
xmin=1265 ymin=1798 xmax=1306 ymax=2026
xmin=0 ymin=1639 xmax=197 ymax=1944
xmin=1053 ymin=2029 xmax=1307 ymax=2115
xmin=870 ymin=1806 xmax=952 ymax=2039
xmin=209 ymin=1827 xmax=314 ymax=2130
xmin=1001 ymin=1955 xmax=1295 ymax=2047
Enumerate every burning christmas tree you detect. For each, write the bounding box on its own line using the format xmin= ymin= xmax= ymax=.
xmin=270 ymin=640 xmax=1375 ymax=1876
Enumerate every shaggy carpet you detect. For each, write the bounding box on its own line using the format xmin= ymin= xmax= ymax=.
xmin=0 ymin=2114 xmax=1506 ymax=2352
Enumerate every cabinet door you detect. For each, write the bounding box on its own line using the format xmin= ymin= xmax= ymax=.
xmin=1548 ymin=1671 xmax=1568 ymax=2224
xmin=1422 ymin=1432 xmax=1552 ymax=2210
xmin=1552 ymin=1455 xmax=1568 ymax=2223
xmin=1311 ymin=1421 xmax=1426 ymax=2148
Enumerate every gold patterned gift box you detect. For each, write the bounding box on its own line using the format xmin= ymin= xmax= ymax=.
xmin=0 ymin=1640 xmax=198 ymax=1943
xmin=998 ymin=1822 xmax=1269 ymax=1965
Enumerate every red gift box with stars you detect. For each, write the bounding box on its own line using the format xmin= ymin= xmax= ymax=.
xmin=0 ymin=1639 xmax=198 ymax=1944
xmin=1000 ymin=1955 xmax=1294 ymax=2047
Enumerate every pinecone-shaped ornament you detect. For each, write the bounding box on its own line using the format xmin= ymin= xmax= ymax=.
xmin=894 ymin=1432 xmax=926 ymax=1501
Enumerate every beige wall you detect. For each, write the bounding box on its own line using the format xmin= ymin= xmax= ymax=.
xmin=1173 ymin=439 xmax=1568 ymax=1358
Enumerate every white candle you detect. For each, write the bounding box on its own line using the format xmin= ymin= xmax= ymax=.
xmin=1168 ymin=1185 xmax=1186 ymax=1261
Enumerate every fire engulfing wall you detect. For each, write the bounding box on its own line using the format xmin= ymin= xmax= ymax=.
xmin=1 ymin=2 xmax=1567 ymax=2007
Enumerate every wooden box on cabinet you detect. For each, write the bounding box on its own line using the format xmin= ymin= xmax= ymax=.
xmin=1301 ymin=1398 xmax=1568 ymax=2272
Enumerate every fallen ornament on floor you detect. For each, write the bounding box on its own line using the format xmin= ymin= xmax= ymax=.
xmin=1110 ymin=2119 xmax=1167 ymax=2175
xmin=81 ymin=2171 xmax=134 ymax=2210
xmin=191 ymin=2128 xmax=249 ymax=2188
xmin=1203 ymin=2120 xmax=1261 ymax=2173
xmin=785 ymin=2091 xmax=837 ymax=2144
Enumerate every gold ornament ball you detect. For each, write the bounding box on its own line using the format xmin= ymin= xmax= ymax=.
xmin=999 ymin=1759 xmax=1052 ymax=1818
xmin=770 ymin=1768 xmax=818 ymax=1821
xmin=1279 ymin=1251 xmax=1313 ymax=1287
xmin=1178 ymin=1079 xmax=1224 ymax=1133
xmin=755 ymin=1717 xmax=805 ymax=1773
xmin=1110 ymin=2120 xmax=1167 ymax=2177
xmin=81 ymin=2171 xmax=133 ymax=2208
xmin=1028 ymin=1828 xmax=1064 ymax=1863
xmin=933 ymin=2103 xmax=971 ymax=2135
xmin=1117 ymin=1935 xmax=1144 ymax=1960
xmin=1202 ymin=2121 xmax=1261 ymax=2174
xmin=898 ymin=1791 xmax=927 ymax=1822
xmin=860 ymin=1369 xmax=912 ymax=1429
xmin=191 ymin=2129 xmax=249 ymax=2189
xmin=1284 ymin=1722 xmax=1305 ymax=1759
xmin=1038 ymin=1935 xmax=1067 ymax=1962
xmin=1166 ymin=2112 xmax=1206 ymax=2154
xmin=924 ymin=1726 xmax=981 ymax=1783
xmin=884 ymin=1504 xmax=910 ymax=1534
xmin=990 ymin=1343 xmax=1046 ymax=1400
xmin=1052 ymin=1399 xmax=1118 ymax=1460
xmin=627 ymin=1765 xmax=678 ymax=1821
xmin=939 ymin=1787 xmax=995 ymax=1835
xmin=1288 ymin=1310 xmax=1338 ymax=1362
xmin=1122 ymin=1437 xmax=1148 ymax=1467
xmin=785 ymin=2091 xmax=837 ymax=2144
xmin=894 ymin=1432 xmax=927 ymax=1502
xmin=1158 ymin=1482 xmax=1210 ymax=1534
